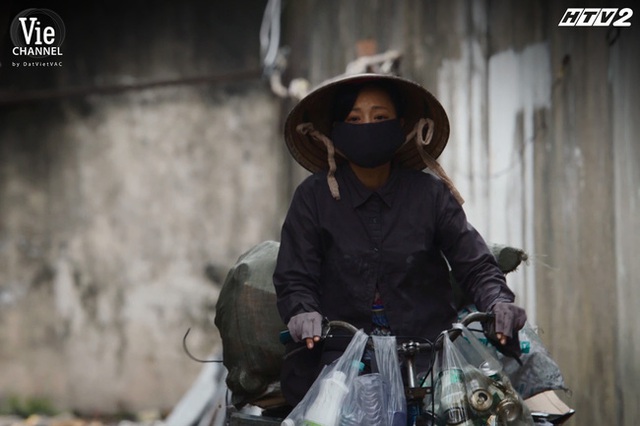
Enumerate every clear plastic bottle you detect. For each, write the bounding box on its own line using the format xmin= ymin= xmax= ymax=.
xmin=357 ymin=374 xmax=387 ymax=426
xmin=339 ymin=373 xmax=388 ymax=426
xmin=437 ymin=368 xmax=474 ymax=426
xmin=303 ymin=370 xmax=350 ymax=426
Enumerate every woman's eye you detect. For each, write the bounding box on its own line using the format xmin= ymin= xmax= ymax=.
xmin=345 ymin=115 xmax=361 ymax=123
xmin=374 ymin=114 xmax=390 ymax=121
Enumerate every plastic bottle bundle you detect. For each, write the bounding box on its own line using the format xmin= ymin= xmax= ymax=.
xmin=433 ymin=332 xmax=475 ymax=426
xmin=463 ymin=365 xmax=496 ymax=419
xmin=490 ymin=372 xmax=535 ymax=425
xmin=436 ymin=368 xmax=475 ymax=426
xmin=339 ymin=373 xmax=388 ymax=426
xmin=453 ymin=325 xmax=534 ymax=426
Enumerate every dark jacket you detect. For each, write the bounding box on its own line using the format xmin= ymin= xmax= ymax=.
xmin=273 ymin=164 xmax=514 ymax=404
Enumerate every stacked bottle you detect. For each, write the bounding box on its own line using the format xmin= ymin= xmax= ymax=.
xmin=436 ymin=368 xmax=475 ymax=426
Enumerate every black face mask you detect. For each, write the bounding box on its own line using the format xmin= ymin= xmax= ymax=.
xmin=331 ymin=119 xmax=406 ymax=168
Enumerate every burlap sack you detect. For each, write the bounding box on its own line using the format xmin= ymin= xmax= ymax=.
xmin=214 ymin=240 xmax=285 ymax=406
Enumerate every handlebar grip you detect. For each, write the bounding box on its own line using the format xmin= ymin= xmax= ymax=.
xmin=279 ymin=320 xmax=354 ymax=347
xmin=459 ymin=311 xmax=494 ymax=326
xmin=279 ymin=329 xmax=294 ymax=345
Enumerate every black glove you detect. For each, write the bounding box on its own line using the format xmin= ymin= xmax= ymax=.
xmin=485 ymin=302 xmax=527 ymax=364
xmin=287 ymin=311 xmax=323 ymax=343
xmin=493 ymin=302 xmax=527 ymax=338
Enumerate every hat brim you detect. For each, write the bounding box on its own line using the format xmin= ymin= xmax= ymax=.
xmin=284 ymin=73 xmax=450 ymax=173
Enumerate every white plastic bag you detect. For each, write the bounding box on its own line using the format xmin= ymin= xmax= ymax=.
xmin=432 ymin=331 xmax=474 ymax=425
xmin=282 ymin=330 xmax=368 ymax=426
xmin=372 ymin=335 xmax=407 ymax=426
xmin=282 ymin=331 xmax=409 ymax=426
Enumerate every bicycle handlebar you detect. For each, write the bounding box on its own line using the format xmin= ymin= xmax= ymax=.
xmin=280 ymin=311 xmax=494 ymax=351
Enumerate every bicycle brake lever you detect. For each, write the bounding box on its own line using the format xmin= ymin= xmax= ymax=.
xmin=320 ymin=317 xmax=332 ymax=340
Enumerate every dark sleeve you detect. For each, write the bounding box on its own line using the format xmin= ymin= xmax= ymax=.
xmin=273 ymin=182 xmax=324 ymax=324
xmin=433 ymin=182 xmax=515 ymax=312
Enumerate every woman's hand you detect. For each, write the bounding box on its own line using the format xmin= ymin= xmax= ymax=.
xmin=492 ymin=302 xmax=527 ymax=345
xmin=287 ymin=311 xmax=323 ymax=349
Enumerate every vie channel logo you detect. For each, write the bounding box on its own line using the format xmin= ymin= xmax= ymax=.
xmin=10 ymin=8 xmax=65 ymax=67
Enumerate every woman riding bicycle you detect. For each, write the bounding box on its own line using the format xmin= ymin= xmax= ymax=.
xmin=273 ymin=73 xmax=527 ymax=408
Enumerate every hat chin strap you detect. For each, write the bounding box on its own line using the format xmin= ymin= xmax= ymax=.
xmin=296 ymin=123 xmax=341 ymax=200
xmin=406 ymin=118 xmax=465 ymax=205
xmin=296 ymin=119 xmax=464 ymax=205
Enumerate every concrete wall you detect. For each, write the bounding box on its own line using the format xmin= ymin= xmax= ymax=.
xmin=0 ymin=0 xmax=286 ymax=414
xmin=610 ymin=20 xmax=640 ymax=425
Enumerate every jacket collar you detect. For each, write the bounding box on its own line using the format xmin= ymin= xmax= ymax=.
xmin=339 ymin=163 xmax=399 ymax=208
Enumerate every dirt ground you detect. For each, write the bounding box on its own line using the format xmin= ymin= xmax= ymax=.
xmin=0 ymin=414 xmax=164 ymax=426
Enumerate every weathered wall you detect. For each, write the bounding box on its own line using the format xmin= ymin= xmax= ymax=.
xmin=0 ymin=0 xmax=286 ymax=413
xmin=282 ymin=1 xmax=638 ymax=424
xmin=536 ymin=2 xmax=624 ymax=424
xmin=610 ymin=20 xmax=640 ymax=425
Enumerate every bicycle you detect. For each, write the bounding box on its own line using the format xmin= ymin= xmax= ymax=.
xmin=222 ymin=311 xmax=569 ymax=425
xmin=224 ymin=311 xmax=524 ymax=426
xmin=287 ymin=312 xmax=503 ymax=426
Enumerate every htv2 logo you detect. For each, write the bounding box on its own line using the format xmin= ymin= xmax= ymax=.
xmin=559 ymin=8 xmax=633 ymax=26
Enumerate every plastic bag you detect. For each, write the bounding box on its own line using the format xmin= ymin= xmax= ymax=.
xmin=453 ymin=324 xmax=535 ymax=425
xmin=452 ymin=323 xmax=503 ymax=377
xmin=501 ymin=322 xmax=568 ymax=399
xmin=282 ymin=329 xmax=368 ymax=426
xmin=372 ymin=335 xmax=407 ymax=426
xmin=283 ymin=332 xmax=407 ymax=426
xmin=341 ymin=336 xmax=406 ymax=426
xmin=432 ymin=331 xmax=474 ymax=425
xmin=456 ymin=305 xmax=568 ymax=400
xmin=340 ymin=373 xmax=388 ymax=426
